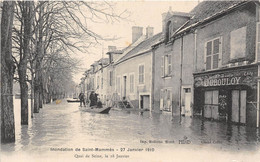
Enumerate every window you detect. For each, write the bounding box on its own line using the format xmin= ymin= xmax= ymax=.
xmin=97 ymin=76 xmax=100 ymax=89
xmin=205 ymin=38 xmax=221 ymax=70
xmin=161 ymin=56 xmax=164 ymax=77
xmin=101 ymin=77 xmax=103 ymax=89
xmin=165 ymin=21 xmax=172 ymax=42
xmin=130 ymin=74 xmax=134 ymax=93
xmin=109 ymin=71 xmax=113 ymax=86
xmin=230 ymin=26 xmax=246 ymax=60
xmin=161 ymin=55 xmax=172 ymax=77
xmin=117 ymin=76 xmax=120 ymax=93
xmin=139 ymin=65 xmax=144 ymax=84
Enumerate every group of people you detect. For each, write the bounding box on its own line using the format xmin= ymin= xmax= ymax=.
xmin=78 ymin=91 xmax=103 ymax=108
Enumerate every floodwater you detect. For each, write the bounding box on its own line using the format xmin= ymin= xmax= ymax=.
xmin=1 ymin=99 xmax=260 ymax=161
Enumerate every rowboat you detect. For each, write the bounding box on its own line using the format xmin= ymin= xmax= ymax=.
xmin=67 ymin=99 xmax=80 ymax=103
xmin=79 ymin=106 xmax=112 ymax=114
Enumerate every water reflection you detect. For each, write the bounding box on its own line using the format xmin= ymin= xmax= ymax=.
xmin=1 ymin=99 xmax=260 ymax=153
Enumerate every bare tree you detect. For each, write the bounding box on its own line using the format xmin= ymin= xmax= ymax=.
xmin=12 ymin=1 xmax=33 ymax=125
xmin=31 ymin=1 xmax=129 ymax=107
xmin=10 ymin=1 xmax=129 ymax=125
xmin=1 ymin=1 xmax=15 ymax=143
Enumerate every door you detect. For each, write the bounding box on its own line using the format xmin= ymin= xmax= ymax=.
xmin=240 ymin=90 xmax=246 ymax=124
xmin=184 ymin=88 xmax=191 ymax=116
xmin=231 ymin=90 xmax=247 ymax=123
xmin=212 ymin=90 xmax=219 ymax=120
xmin=204 ymin=91 xmax=212 ymax=118
xmin=232 ymin=90 xmax=239 ymax=122
xmin=140 ymin=96 xmax=144 ymax=109
xmin=204 ymin=90 xmax=219 ymax=119
xmin=143 ymin=95 xmax=150 ymax=109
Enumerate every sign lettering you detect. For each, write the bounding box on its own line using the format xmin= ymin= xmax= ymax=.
xmin=194 ymin=67 xmax=257 ymax=88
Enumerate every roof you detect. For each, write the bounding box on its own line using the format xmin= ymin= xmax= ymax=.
xmin=116 ymin=32 xmax=162 ymax=64
xmin=97 ymin=58 xmax=109 ymax=66
xmin=175 ymin=1 xmax=248 ymax=35
xmin=170 ymin=11 xmax=193 ymax=18
xmin=113 ymin=35 xmax=147 ymax=64
xmin=106 ymin=49 xmax=124 ymax=55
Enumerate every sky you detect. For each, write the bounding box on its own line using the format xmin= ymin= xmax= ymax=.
xmin=72 ymin=0 xmax=199 ymax=84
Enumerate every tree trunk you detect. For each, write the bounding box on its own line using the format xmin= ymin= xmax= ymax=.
xmin=1 ymin=1 xmax=15 ymax=143
xmin=34 ymin=61 xmax=40 ymax=113
xmin=18 ymin=66 xmax=28 ymax=125
xmin=34 ymin=1 xmax=44 ymax=110
xmin=18 ymin=1 xmax=33 ymax=125
xmin=39 ymin=72 xmax=43 ymax=108
xmin=31 ymin=72 xmax=34 ymax=118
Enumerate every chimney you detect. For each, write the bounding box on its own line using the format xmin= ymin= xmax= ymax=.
xmin=146 ymin=26 xmax=154 ymax=38
xmin=132 ymin=26 xmax=143 ymax=43
xmin=108 ymin=46 xmax=117 ymax=52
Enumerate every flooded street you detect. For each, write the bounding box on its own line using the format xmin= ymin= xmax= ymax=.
xmin=1 ymin=99 xmax=260 ymax=161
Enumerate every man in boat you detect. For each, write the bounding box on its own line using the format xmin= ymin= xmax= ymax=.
xmin=79 ymin=92 xmax=86 ymax=107
xmin=96 ymin=97 xmax=103 ymax=108
xmin=89 ymin=91 xmax=96 ymax=107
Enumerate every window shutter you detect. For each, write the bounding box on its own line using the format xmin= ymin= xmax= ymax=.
xmin=161 ymin=56 xmax=164 ymax=77
xmin=206 ymin=41 xmax=212 ymax=70
xmin=165 ymin=56 xmax=169 ymax=75
xmin=256 ymin=22 xmax=260 ymax=62
xmin=160 ymin=89 xmax=164 ymax=110
xmin=204 ymin=43 xmax=207 ymax=70
xmin=218 ymin=37 xmax=222 ymax=68
xmin=168 ymin=55 xmax=172 ymax=75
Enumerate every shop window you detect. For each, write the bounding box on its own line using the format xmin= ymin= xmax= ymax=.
xmin=230 ymin=26 xmax=246 ymax=60
xmin=205 ymin=38 xmax=222 ymax=70
xmin=204 ymin=90 xmax=219 ymax=119
xmin=139 ymin=64 xmax=144 ymax=84
xmin=231 ymin=90 xmax=246 ymax=124
xmin=161 ymin=55 xmax=172 ymax=77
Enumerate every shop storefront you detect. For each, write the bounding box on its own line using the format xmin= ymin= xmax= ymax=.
xmin=193 ymin=65 xmax=258 ymax=127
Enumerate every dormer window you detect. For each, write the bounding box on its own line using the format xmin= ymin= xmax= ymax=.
xmin=165 ymin=21 xmax=172 ymax=43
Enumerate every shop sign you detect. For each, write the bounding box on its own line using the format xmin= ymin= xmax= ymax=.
xmin=194 ymin=68 xmax=257 ymax=88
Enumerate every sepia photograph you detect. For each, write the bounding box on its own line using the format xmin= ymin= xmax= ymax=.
xmin=1 ymin=0 xmax=260 ymax=161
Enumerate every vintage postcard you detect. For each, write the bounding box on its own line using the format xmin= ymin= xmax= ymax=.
xmin=1 ymin=0 xmax=260 ymax=161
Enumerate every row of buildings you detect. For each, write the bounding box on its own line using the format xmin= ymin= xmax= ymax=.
xmin=80 ymin=1 xmax=260 ymax=127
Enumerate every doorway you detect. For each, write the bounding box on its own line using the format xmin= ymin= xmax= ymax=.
xmin=140 ymin=95 xmax=150 ymax=110
xmin=204 ymin=90 xmax=219 ymax=120
xmin=231 ymin=90 xmax=246 ymax=124
xmin=184 ymin=88 xmax=191 ymax=116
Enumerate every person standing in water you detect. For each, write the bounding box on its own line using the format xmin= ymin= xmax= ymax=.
xmin=79 ymin=92 xmax=86 ymax=107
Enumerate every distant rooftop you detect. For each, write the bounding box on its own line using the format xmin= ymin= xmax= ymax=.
xmin=116 ymin=32 xmax=162 ymax=64
xmin=176 ymin=1 xmax=248 ymax=35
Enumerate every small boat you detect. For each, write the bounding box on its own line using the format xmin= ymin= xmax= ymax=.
xmin=67 ymin=98 xmax=80 ymax=103
xmin=79 ymin=106 xmax=112 ymax=114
